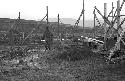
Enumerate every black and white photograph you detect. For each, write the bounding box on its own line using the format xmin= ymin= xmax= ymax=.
xmin=0 ymin=0 xmax=125 ymax=81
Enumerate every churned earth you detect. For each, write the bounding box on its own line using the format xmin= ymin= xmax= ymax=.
xmin=0 ymin=43 xmax=125 ymax=81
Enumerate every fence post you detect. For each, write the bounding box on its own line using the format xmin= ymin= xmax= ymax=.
xmin=104 ymin=3 xmax=107 ymax=50
xmin=117 ymin=0 xmax=120 ymax=50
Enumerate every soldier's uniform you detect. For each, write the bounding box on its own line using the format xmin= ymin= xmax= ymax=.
xmin=43 ymin=26 xmax=53 ymax=50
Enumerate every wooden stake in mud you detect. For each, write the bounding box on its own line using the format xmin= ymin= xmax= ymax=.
xmin=58 ymin=14 xmax=60 ymax=39
xmin=15 ymin=12 xmax=21 ymax=31
xmin=110 ymin=2 xmax=114 ymax=38
xmin=83 ymin=0 xmax=85 ymax=36
xmin=112 ymin=2 xmax=114 ymax=22
xmin=19 ymin=12 xmax=20 ymax=20
xmin=104 ymin=3 xmax=107 ymax=50
xmin=93 ymin=9 xmax=96 ymax=37
xmin=117 ymin=0 xmax=120 ymax=50
xmin=46 ymin=6 xmax=49 ymax=25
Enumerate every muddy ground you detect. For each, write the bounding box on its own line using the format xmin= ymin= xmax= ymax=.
xmin=0 ymin=43 xmax=125 ymax=81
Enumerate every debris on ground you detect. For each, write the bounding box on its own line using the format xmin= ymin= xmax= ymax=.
xmin=0 ymin=38 xmax=125 ymax=81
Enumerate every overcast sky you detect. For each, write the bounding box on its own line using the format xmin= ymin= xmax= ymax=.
xmin=0 ymin=0 xmax=124 ymax=20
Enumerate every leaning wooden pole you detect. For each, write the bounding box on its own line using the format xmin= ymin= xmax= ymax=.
xmin=83 ymin=0 xmax=85 ymax=36
xmin=117 ymin=0 xmax=120 ymax=50
xmin=104 ymin=3 xmax=107 ymax=50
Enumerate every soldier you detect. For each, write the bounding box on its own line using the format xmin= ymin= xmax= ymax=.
xmin=43 ymin=26 xmax=53 ymax=51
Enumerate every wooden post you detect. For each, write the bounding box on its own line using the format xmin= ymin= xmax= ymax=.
xmin=46 ymin=6 xmax=48 ymax=25
xmin=58 ymin=14 xmax=60 ymax=39
xmin=104 ymin=3 xmax=107 ymax=50
xmin=15 ymin=12 xmax=21 ymax=31
xmin=23 ymin=32 xmax=24 ymax=39
xmin=112 ymin=2 xmax=114 ymax=22
xmin=117 ymin=0 xmax=120 ymax=50
xmin=110 ymin=2 xmax=114 ymax=37
xmin=83 ymin=0 xmax=85 ymax=36
xmin=19 ymin=12 xmax=20 ymax=20
xmin=93 ymin=9 xmax=96 ymax=37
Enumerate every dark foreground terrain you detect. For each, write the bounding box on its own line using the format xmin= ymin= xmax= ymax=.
xmin=0 ymin=42 xmax=125 ymax=81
